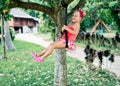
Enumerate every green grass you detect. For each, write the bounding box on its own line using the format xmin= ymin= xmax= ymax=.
xmin=0 ymin=40 xmax=120 ymax=86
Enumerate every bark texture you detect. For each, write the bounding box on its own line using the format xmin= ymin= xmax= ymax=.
xmin=4 ymin=21 xmax=16 ymax=51
xmin=1 ymin=14 xmax=6 ymax=58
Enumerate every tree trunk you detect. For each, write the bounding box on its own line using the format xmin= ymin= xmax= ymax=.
xmin=54 ymin=49 xmax=67 ymax=86
xmin=4 ymin=21 xmax=16 ymax=51
xmin=1 ymin=14 xmax=6 ymax=58
xmin=54 ymin=9 xmax=67 ymax=86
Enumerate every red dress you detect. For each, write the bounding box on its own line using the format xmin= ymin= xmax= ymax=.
xmin=60 ymin=25 xmax=77 ymax=50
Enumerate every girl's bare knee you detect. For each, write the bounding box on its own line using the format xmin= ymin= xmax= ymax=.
xmin=49 ymin=43 xmax=54 ymax=47
xmin=49 ymin=41 xmax=60 ymax=49
xmin=49 ymin=43 xmax=55 ymax=48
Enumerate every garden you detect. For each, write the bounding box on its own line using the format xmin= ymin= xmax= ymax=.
xmin=0 ymin=0 xmax=120 ymax=86
xmin=0 ymin=40 xmax=120 ymax=86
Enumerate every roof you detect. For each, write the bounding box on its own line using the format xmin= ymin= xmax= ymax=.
xmin=10 ymin=8 xmax=40 ymax=22
xmin=32 ymin=17 xmax=40 ymax=23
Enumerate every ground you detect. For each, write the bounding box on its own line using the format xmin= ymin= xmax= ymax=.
xmin=15 ymin=33 xmax=120 ymax=78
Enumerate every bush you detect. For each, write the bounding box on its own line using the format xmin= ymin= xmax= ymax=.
xmin=9 ymin=27 xmax=15 ymax=40
xmin=0 ymin=26 xmax=15 ymax=41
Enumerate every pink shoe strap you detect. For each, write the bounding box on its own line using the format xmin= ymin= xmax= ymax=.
xmin=34 ymin=57 xmax=44 ymax=63
xmin=31 ymin=52 xmax=39 ymax=58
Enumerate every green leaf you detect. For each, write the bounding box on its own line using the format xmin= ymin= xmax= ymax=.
xmin=0 ymin=0 xmax=9 ymax=14
xmin=109 ymin=1 xmax=117 ymax=7
xmin=118 ymin=13 xmax=120 ymax=18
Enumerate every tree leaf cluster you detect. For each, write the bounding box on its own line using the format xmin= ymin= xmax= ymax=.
xmin=0 ymin=0 xmax=9 ymax=14
xmin=80 ymin=0 xmax=120 ymax=32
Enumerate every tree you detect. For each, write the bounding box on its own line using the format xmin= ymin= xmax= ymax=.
xmin=0 ymin=0 xmax=15 ymax=58
xmin=8 ymin=0 xmax=86 ymax=85
xmin=82 ymin=0 xmax=120 ymax=32
xmin=0 ymin=14 xmax=6 ymax=59
xmin=110 ymin=0 xmax=120 ymax=32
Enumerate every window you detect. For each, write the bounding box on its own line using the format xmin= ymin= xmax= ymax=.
xmin=14 ymin=18 xmax=19 ymax=23
xmin=29 ymin=19 xmax=33 ymax=23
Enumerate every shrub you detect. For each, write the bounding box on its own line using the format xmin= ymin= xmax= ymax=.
xmin=9 ymin=27 xmax=15 ymax=40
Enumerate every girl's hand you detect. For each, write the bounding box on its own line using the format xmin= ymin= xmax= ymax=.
xmin=62 ymin=25 xmax=68 ymax=32
xmin=62 ymin=26 xmax=64 ymax=32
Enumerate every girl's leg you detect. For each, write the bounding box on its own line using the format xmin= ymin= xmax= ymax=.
xmin=38 ymin=45 xmax=51 ymax=56
xmin=40 ymin=41 xmax=65 ymax=60
xmin=38 ymin=43 xmax=58 ymax=56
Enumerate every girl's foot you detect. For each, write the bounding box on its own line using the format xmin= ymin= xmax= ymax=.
xmin=34 ymin=57 xmax=44 ymax=63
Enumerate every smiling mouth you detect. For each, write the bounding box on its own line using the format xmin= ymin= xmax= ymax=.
xmin=72 ymin=18 xmax=76 ymax=20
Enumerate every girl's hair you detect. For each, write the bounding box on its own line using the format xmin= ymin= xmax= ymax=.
xmin=76 ymin=9 xmax=86 ymax=19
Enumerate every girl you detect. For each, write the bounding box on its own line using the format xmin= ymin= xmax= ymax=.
xmin=31 ymin=9 xmax=86 ymax=63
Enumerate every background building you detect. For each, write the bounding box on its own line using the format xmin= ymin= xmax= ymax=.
xmin=9 ymin=8 xmax=40 ymax=33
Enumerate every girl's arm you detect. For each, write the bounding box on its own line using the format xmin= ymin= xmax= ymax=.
xmin=62 ymin=24 xmax=80 ymax=34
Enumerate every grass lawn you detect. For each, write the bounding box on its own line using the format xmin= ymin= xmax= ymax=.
xmin=0 ymin=40 xmax=120 ymax=86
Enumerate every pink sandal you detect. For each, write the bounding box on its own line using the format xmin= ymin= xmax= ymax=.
xmin=31 ymin=52 xmax=44 ymax=63
xmin=34 ymin=57 xmax=44 ymax=63
xmin=31 ymin=52 xmax=39 ymax=58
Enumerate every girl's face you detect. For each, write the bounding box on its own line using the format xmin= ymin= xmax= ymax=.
xmin=72 ymin=11 xmax=82 ymax=23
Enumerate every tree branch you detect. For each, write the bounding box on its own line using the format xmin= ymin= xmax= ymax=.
xmin=52 ymin=0 xmax=74 ymax=23
xmin=8 ymin=0 xmax=75 ymax=23
xmin=9 ymin=0 xmax=55 ymax=18
xmin=66 ymin=0 xmax=73 ymax=5
xmin=68 ymin=0 xmax=86 ymax=15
